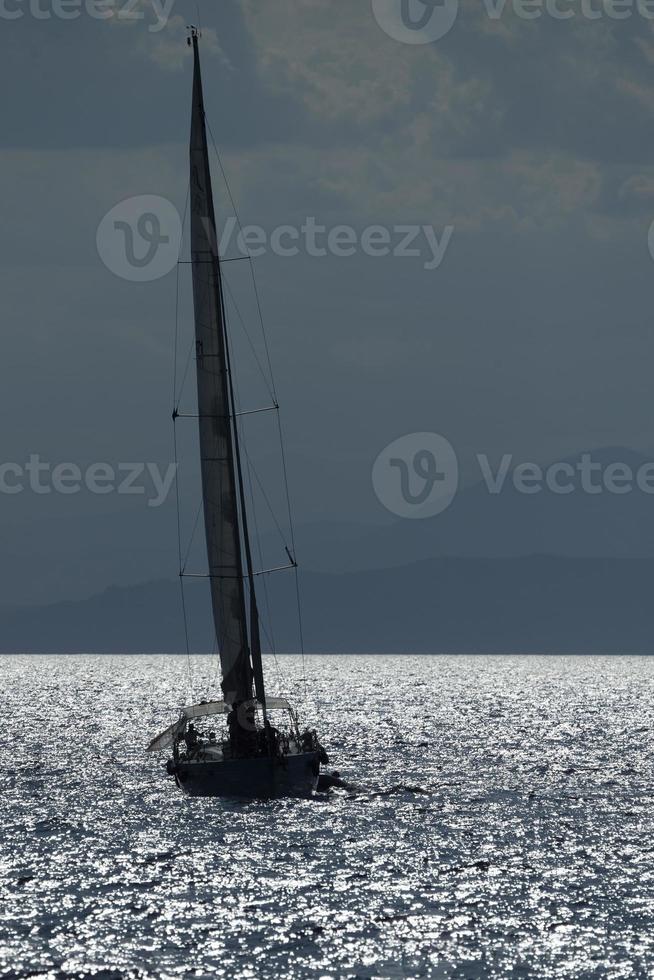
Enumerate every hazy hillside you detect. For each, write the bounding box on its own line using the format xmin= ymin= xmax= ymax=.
xmin=1 ymin=556 xmax=653 ymax=655
xmin=3 ymin=447 xmax=654 ymax=607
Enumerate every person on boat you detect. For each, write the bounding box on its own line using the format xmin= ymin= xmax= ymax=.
xmin=227 ymin=703 xmax=257 ymax=757
xmin=243 ymin=704 xmax=259 ymax=756
xmin=184 ymin=723 xmax=199 ymax=756
xmin=227 ymin=706 xmax=240 ymax=754
xmin=261 ymin=718 xmax=281 ymax=757
xmin=301 ymin=728 xmax=329 ymax=764
xmin=301 ymin=728 xmax=314 ymax=754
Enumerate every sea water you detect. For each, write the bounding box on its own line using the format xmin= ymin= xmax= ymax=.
xmin=1 ymin=654 xmax=653 ymax=979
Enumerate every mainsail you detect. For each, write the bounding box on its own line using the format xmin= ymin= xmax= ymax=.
xmin=189 ymin=33 xmax=257 ymax=705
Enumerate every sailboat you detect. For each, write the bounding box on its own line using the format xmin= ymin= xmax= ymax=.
xmin=147 ymin=29 xmax=325 ymax=798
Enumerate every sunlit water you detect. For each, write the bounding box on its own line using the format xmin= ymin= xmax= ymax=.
xmin=1 ymin=655 xmax=654 ymax=979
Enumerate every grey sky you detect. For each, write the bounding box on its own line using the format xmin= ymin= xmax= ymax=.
xmin=3 ymin=0 xmax=654 ymax=605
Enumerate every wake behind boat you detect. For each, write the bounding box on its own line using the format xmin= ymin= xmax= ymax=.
xmin=147 ymin=29 xmax=329 ymax=799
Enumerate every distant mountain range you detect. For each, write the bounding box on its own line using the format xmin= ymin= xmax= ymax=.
xmin=296 ymin=446 xmax=654 ymax=572
xmin=3 ymin=446 xmax=654 ymax=608
xmin=2 ymin=445 xmax=654 ymax=653
xmin=2 ymin=555 xmax=653 ymax=655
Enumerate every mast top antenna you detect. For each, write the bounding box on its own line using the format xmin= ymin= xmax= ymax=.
xmin=187 ymin=24 xmax=201 ymax=44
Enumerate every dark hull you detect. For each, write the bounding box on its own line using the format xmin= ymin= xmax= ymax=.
xmin=173 ymin=751 xmax=320 ymax=799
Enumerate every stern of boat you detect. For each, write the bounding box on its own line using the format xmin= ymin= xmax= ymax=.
xmin=169 ymin=750 xmax=320 ymax=799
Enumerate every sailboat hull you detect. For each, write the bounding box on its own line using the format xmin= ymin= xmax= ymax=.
xmin=172 ymin=751 xmax=320 ymax=799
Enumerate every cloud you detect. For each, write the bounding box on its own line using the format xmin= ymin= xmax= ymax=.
xmin=241 ymin=0 xmax=444 ymax=124
xmin=231 ymin=0 xmax=654 ymax=238
xmin=138 ymin=16 xmax=224 ymax=71
xmin=100 ymin=1 xmax=225 ymax=70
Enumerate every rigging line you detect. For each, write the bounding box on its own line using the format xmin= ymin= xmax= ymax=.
xmin=293 ymin=562 xmax=308 ymax=702
xmin=219 ymin=251 xmax=267 ymax=710
xmin=180 ymin=576 xmax=193 ymax=704
xmin=237 ymin=446 xmax=297 ymax=690
xmin=235 ymin=450 xmax=299 ymax=697
xmin=275 ymin=411 xmax=299 ymax=560
xmin=204 ymin=115 xmax=296 ymax=559
xmin=175 ymin=406 xmax=278 ymax=420
xmin=173 ymin=243 xmax=181 ymax=410
xmin=231 ymin=381 xmax=305 ymax=694
xmin=253 ymin=498 xmax=277 ymax=656
xmin=258 ymin=614 xmax=277 ymax=669
xmin=205 ymin=117 xmax=278 ymax=400
xmin=173 ymin=187 xmax=193 ymax=699
xmin=205 ymin=115 xmax=304 ymax=696
xmin=207 ymin=630 xmax=220 ymax=701
xmin=179 ymin=182 xmax=191 ymax=264
xmin=246 ymin=259 xmax=278 ymax=403
xmin=245 ymin=438 xmax=277 ymax=660
xmin=235 ymin=414 xmax=286 ymax=697
xmin=175 ymin=336 xmax=196 ymax=412
xmin=173 ymin=185 xmax=193 ymax=410
xmin=174 ymin=186 xmax=191 ymax=407
xmin=253 ymin=305 xmax=305 ymax=690
xmin=226 ymin=311 xmax=282 ymax=689
xmin=222 ymin=273 xmax=276 ymax=404
xmin=181 ymin=498 xmax=204 ymax=574
xmin=239 ymin=439 xmax=291 ymax=554
xmin=173 ymin=421 xmax=193 ymax=698
xmin=274 ymin=407 xmax=308 ymax=700
xmin=178 ymin=257 xmax=249 ymax=264
xmin=181 ymin=565 xmax=295 ymax=579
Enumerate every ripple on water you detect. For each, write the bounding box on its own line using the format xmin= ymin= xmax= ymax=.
xmin=0 ymin=654 xmax=653 ymax=978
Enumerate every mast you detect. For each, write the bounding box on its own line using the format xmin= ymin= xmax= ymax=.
xmin=188 ymin=29 xmax=266 ymax=708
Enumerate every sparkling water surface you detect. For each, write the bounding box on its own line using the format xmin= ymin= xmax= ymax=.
xmin=1 ymin=654 xmax=654 ymax=979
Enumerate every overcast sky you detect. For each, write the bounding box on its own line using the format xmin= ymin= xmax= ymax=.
xmin=3 ymin=0 xmax=654 ymax=603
